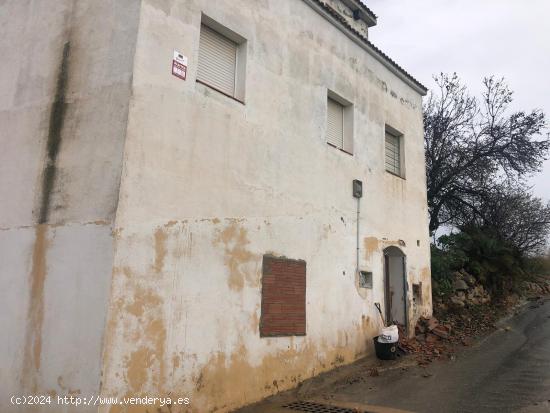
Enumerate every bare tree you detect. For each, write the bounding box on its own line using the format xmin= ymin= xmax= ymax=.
xmin=456 ymin=184 xmax=550 ymax=256
xmin=424 ymin=73 xmax=549 ymax=234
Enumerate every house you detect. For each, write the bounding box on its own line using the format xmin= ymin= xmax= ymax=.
xmin=0 ymin=0 xmax=431 ymax=412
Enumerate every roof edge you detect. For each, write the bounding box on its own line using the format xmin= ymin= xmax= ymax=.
xmin=343 ymin=0 xmax=377 ymax=27
xmin=304 ymin=0 xmax=428 ymax=96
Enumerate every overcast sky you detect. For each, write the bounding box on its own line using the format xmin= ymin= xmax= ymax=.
xmin=367 ymin=0 xmax=550 ymax=202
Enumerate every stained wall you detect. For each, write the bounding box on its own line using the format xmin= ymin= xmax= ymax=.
xmin=0 ymin=1 xmax=141 ymax=411
xmin=99 ymin=1 xmax=432 ymax=412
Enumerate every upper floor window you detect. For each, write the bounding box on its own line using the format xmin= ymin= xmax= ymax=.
xmin=327 ymin=97 xmax=344 ymax=148
xmin=385 ymin=126 xmax=404 ymax=177
xmin=197 ymin=16 xmax=247 ymax=102
xmin=326 ymin=92 xmax=353 ymax=154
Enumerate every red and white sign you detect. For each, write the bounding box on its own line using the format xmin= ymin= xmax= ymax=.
xmin=172 ymin=50 xmax=187 ymax=80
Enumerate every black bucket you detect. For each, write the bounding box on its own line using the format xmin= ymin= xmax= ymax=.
xmin=373 ymin=336 xmax=397 ymax=360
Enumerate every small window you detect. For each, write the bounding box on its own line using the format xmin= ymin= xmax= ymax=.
xmin=359 ymin=271 xmax=373 ymax=289
xmin=327 ymin=97 xmax=344 ymax=149
xmin=326 ymin=92 xmax=353 ymax=154
xmin=413 ymin=282 xmax=423 ymax=304
xmin=385 ymin=128 xmax=403 ymax=177
xmin=197 ymin=16 xmax=246 ymax=101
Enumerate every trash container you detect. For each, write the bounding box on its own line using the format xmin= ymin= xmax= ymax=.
xmin=373 ymin=336 xmax=397 ymax=360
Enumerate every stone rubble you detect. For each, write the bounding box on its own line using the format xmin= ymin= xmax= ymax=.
xmin=522 ymin=277 xmax=550 ymax=295
xmin=397 ymin=270 xmax=550 ymax=366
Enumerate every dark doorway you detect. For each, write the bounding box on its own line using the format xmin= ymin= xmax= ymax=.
xmin=383 ymin=246 xmax=407 ymax=329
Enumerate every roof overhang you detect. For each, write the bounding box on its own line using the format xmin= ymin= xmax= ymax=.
xmin=303 ymin=0 xmax=428 ymax=96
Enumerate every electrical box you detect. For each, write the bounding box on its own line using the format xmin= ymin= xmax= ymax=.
xmin=352 ymin=179 xmax=362 ymax=198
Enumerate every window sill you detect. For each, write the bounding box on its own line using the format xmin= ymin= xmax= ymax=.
xmin=385 ymin=170 xmax=406 ymax=180
xmin=196 ymin=79 xmax=245 ymax=105
xmin=259 ymin=332 xmax=307 ymax=338
xmin=327 ymin=142 xmax=353 ymax=156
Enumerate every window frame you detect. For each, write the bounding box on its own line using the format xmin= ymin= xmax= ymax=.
xmin=384 ymin=125 xmax=405 ymax=178
xmin=197 ymin=14 xmax=247 ymax=103
xmin=326 ymin=90 xmax=354 ymax=155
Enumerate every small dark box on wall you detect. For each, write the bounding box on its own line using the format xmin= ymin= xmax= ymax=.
xmin=352 ymin=179 xmax=362 ymax=198
xmin=413 ymin=282 xmax=423 ymax=303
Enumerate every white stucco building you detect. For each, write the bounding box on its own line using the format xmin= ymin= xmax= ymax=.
xmin=0 ymin=0 xmax=431 ymax=412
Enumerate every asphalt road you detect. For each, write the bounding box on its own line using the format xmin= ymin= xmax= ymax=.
xmin=331 ymin=298 xmax=550 ymax=413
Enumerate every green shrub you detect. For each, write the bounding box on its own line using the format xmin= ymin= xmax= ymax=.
xmin=431 ymin=225 xmax=530 ymax=296
xmin=525 ymin=254 xmax=550 ymax=277
xmin=430 ymin=240 xmax=467 ymax=282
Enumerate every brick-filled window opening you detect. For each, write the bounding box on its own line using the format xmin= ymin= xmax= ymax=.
xmin=260 ymin=255 xmax=306 ymax=337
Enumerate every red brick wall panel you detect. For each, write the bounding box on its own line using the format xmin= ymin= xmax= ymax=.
xmin=260 ymin=255 xmax=306 ymax=337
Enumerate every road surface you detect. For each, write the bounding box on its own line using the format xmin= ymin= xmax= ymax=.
xmin=237 ymin=298 xmax=550 ymax=413
xmin=332 ymin=298 xmax=550 ymax=413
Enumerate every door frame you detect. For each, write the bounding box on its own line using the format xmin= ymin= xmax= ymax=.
xmin=383 ymin=247 xmax=408 ymax=334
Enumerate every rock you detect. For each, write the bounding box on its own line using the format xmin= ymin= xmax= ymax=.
xmin=461 ymin=337 xmax=473 ymax=346
xmin=432 ymin=326 xmax=450 ymax=339
xmin=452 ymin=271 xmax=463 ymax=280
xmin=450 ymin=296 xmax=465 ymax=308
xmin=501 ymin=294 xmax=515 ymax=305
xmin=462 ymin=272 xmax=477 ymax=286
xmin=472 ymin=285 xmax=483 ymax=297
xmin=453 ymin=279 xmax=469 ymax=291
xmin=436 ymin=302 xmax=448 ymax=312
xmin=469 ymin=297 xmax=481 ymax=306
xmin=426 ymin=317 xmax=439 ymax=332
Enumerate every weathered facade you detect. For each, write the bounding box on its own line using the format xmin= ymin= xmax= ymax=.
xmin=0 ymin=0 xmax=431 ymax=412
xmin=0 ymin=1 xmax=140 ymax=412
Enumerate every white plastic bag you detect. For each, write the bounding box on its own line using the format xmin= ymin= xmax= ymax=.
xmin=378 ymin=324 xmax=399 ymax=343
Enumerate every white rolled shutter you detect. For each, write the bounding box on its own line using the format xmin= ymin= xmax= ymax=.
xmin=197 ymin=24 xmax=237 ymax=96
xmin=327 ymin=97 xmax=344 ymax=148
xmin=385 ymin=132 xmax=401 ymax=175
